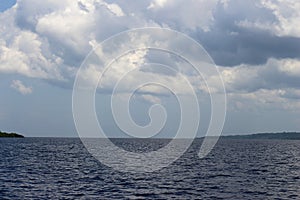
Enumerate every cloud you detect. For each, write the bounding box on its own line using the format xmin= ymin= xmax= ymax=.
xmin=1 ymin=0 xmax=299 ymax=80
xmin=194 ymin=0 xmax=300 ymax=67
xmin=77 ymin=30 xmax=220 ymax=100
xmin=198 ymin=30 xmax=300 ymax=67
xmin=0 ymin=30 xmax=64 ymax=80
xmin=279 ymin=89 xmax=300 ymax=100
xmin=0 ymin=0 xmax=158 ymax=82
xmin=0 ymin=0 xmax=300 ymax=108
xmin=216 ymin=58 xmax=300 ymax=112
xmin=137 ymin=94 xmax=162 ymax=104
xmin=1 ymin=0 xmax=300 ymax=135
xmin=226 ymin=88 xmax=300 ymax=113
xmin=260 ymin=0 xmax=300 ymax=37
xmin=10 ymin=80 xmax=33 ymax=95
xmin=220 ymin=58 xmax=300 ymax=93
xmin=147 ymin=0 xmax=217 ymax=31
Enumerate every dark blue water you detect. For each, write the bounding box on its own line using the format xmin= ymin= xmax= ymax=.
xmin=0 ymin=138 xmax=299 ymax=199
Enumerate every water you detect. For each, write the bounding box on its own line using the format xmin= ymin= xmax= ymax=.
xmin=0 ymin=138 xmax=299 ymax=199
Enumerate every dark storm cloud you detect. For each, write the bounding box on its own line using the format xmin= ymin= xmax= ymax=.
xmin=193 ymin=0 xmax=300 ymax=67
xmin=197 ymin=30 xmax=300 ymax=67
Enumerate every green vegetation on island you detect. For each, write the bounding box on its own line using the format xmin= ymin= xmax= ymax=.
xmin=223 ymin=132 xmax=300 ymax=140
xmin=0 ymin=131 xmax=24 ymax=138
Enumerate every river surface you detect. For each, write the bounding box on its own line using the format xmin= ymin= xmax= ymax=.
xmin=0 ymin=138 xmax=299 ymax=199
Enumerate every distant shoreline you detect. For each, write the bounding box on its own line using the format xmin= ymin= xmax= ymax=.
xmin=217 ymin=132 xmax=300 ymax=140
xmin=1 ymin=131 xmax=299 ymax=140
xmin=0 ymin=131 xmax=24 ymax=138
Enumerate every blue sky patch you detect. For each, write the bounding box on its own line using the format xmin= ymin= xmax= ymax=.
xmin=0 ymin=0 xmax=16 ymax=12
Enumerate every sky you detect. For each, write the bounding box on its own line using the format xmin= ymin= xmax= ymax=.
xmin=0 ymin=0 xmax=300 ymax=137
xmin=0 ymin=0 xmax=16 ymax=12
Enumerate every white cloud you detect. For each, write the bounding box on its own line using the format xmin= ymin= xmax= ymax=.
xmin=0 ymin=0 xmax=160 ymax=83
xmin=221 ymin=0 xmax=300 ymax=37
xmin=219 ymin=58 xmax=300 ymax=93
xmin=148 ymin=0 xmax=169 ymax=9
xmin=99 ymin=50 xmax=200 ymax=96
xmin=139 ymin=94 xmax=162 ymax=104
xmin=0 ymin=30 xmax=64 ymax=80
xmin=10 ymin=80 xmax=33 ymax=95
xmin=147 ymin=0 xmax=217 ymax=31
xmin=236 ymin=19 xmax=276 ymax=33
xmin=103 ymin=2 xmax=125 ymax=16
xmin=257 ymin=0 xmax=300 ymax=37
xmin=227 ymin=88 xmax=300 ymax=113
xmin=1 ymin=0 xmax=300 ymax=134
xmin=217 ymin=58 xmax=300 ymax=112
xmin=278 ymin=59 xmax=300 ymax=76
xmin=1 ymin=0 xmax=300 ymax=113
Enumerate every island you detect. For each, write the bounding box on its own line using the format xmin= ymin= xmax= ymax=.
xmin=0 ymin=131 xmax=24 ymax=138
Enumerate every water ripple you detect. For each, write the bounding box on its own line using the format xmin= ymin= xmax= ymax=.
xmin=0 ymin=138 xmax=299 ymax=199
